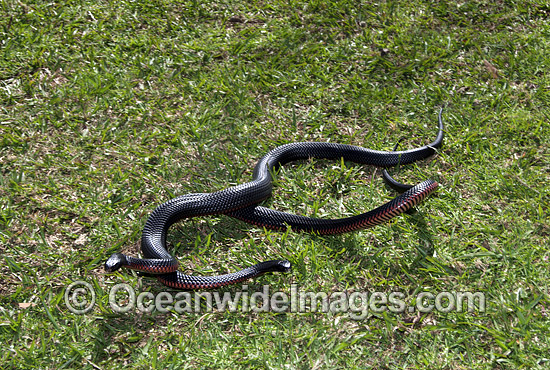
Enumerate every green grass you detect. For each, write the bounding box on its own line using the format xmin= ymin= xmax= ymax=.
xmin=1 ymin=0 xmax=550 ymax=368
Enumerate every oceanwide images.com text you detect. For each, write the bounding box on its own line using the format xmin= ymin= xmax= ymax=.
xmin=65 ymin=281 xmax=486 ymax=320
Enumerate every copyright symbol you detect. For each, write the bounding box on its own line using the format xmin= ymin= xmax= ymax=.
xmin=64 ymin=281 xmax=96 ymax=314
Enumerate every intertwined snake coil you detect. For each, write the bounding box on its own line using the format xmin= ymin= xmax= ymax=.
xmin=105 ymin=110 xmax=444 ymax=289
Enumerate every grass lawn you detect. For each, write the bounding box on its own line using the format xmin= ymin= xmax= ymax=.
xmin=1 ymin=0 xmax=549 ymax=368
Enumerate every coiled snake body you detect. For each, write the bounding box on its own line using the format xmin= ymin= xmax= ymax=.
xmin=106 ymin=111 xmax=444 ymax=289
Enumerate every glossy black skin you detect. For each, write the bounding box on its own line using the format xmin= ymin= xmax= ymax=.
xmin=105 ymin=110 xmax=444 ymax=289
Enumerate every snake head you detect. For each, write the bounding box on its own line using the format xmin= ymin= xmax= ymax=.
xmin=276 ymin=260 xmax=292 ymax=273
xmin=256 ymin=259 xmax=292 ymax=274
xmin=104 ymin=253 xmax=128 ymax=272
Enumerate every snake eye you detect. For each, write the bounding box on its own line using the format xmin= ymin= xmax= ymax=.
xmin=104 ymin=253 xmax=128 ymax=272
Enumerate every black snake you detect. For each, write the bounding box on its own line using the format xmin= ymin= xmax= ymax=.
xmin=105 ymin=110 xmax=444 ymax=289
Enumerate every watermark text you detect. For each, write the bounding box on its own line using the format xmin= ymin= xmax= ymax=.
xmin=65 ymin=281 xmax=486 ymax=320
